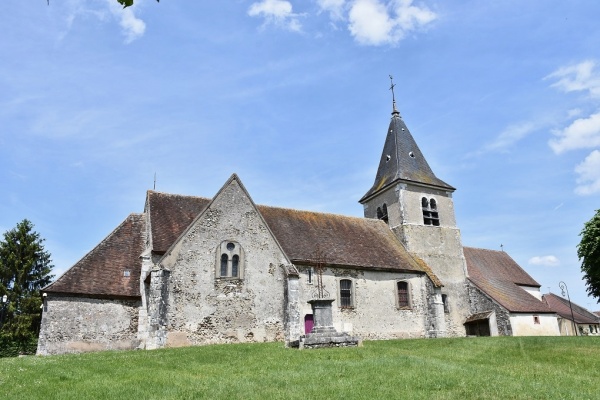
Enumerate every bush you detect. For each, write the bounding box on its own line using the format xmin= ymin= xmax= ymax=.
xmin=0 ymin=332 xmax=38 ymax=358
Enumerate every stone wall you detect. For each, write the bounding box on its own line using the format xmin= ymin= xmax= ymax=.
xmin=296 ymin=266 xmax=434 ymax=340
xmin=37 ymin=295 xmax=141 ymax=355
xmin=155 ymin=178 xmax=291 ymax=347
xmin=467 ymin=282 xmax=512 ymax=336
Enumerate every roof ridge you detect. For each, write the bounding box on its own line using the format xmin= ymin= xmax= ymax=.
xmin=148 ymin=189 xmax=372 ymax=223
xmin=464 ymin=246 xmax=505 ymax=253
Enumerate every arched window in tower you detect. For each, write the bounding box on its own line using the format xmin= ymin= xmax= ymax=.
xmin=381 ymin=204 xmax=389 ymax=223
xmin=376 ymin=204 xmax=389 ymax=224
xmin=216 ymin=241 xmax=244 ymax=278
xmin=422 ymin=197 xmax=440 ymax=226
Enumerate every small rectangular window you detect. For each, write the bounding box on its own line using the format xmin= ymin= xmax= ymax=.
xmin=441 ymin=294 xmax=449 ymax=313
xmin=397 ymin=281 xmax=410 ymax=308
xmin=307 ymin=268 xmax=313 ymax=284
xmin=533 ymin=315 xmax=540 ymax=324
xmin=340 ymin=279 xmax=353 ymax=308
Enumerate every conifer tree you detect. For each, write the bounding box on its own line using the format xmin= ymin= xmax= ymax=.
xmin=578 ymin=209 xmax=600 ymax=302
xmin=0 ymin=219 xmax=54 ymax=350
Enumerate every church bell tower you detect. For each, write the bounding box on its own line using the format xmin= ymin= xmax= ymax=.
xmin=359 ymin=77 xmax=469 ymax=336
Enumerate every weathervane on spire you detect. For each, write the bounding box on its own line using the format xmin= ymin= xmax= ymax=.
xmin=389 ymin=75 xmax=400 ymax=115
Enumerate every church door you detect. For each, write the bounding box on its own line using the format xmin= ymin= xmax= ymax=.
xmin=304 ymin=314 xmax=314 ymax=334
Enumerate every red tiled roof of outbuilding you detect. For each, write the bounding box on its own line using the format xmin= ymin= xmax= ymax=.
xmin=464 ymin=247 xmax=553 ymax=313
xmin=543 ymin=293 xmax=600 ymax=324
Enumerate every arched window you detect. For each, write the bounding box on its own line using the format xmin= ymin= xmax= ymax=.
xmin=216 ymin=241 xmax=244 ymax=278
xmin=339 ymin=279 xmax=354 ymax=308
xmin=377 ymin=204 xmax=389 ymax=224
xmin=422 ymin=197 xmax=440 ymax=226
xmin=232 ymin=255 xmax=239 ymax=277
xmin=381 ymin=204 xmax=389 ymax=223
xmin=397 ymin=281 xmax=410 ymax=308
xmin=220 ymin=254 xmax=228 ymax=277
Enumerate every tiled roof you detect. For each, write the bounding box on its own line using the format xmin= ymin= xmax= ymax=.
xmin=543 ymin=293 xmax=600 ymax=324
xmin=360 ymin=114 xmax=454 ymax=203
xmin=465 ymin=311 xmax=493 ymax=323
xmin=464 ymin=247 xmax=554 ymax=313
xmin=146 ymin=191 xmax=210 ymax=253
xmin=48 ymin=189 xmax=442 ymax=298
xmin=44 ymin=214 xmax=145 ymax=298
xmin=147 ymin=191 xmax=434 ymax=276
xmin=258 ymin=206 xmax=431 ymax=275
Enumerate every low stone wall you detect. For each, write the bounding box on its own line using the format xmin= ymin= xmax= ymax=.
xmin=37 ymin=295 xmax=141 ymax=355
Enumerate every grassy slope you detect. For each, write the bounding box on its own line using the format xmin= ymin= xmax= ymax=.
xmin=1 ymin=337 xmax=598 ymax=399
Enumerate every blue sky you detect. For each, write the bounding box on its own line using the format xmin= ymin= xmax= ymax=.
xmin=2 ymin=1 xmax=600 ymax=309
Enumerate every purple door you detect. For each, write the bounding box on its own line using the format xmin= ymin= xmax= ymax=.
xmin=304 ymin=314 xmax=314 ymax=334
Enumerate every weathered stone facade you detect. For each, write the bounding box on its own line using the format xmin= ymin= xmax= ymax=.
xmin=296 ymin=266 xmax=439 ymax=339
xmin=37 ymin=296 xmax=141 ymax=355
xmin=145 ymin=179 xmax=292 ymax=348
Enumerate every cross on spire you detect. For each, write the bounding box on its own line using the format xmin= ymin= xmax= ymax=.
xmin=389 ymin=75 xmax=400 ymax=115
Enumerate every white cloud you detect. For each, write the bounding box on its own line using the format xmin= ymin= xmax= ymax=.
xmin=484 ymin=122 xmax=538 ymax=153
xmin=316 ymin=0 xmax=346 ymax=20
xmin=528 ymin=255 xmax=560 ymax=267
xmin=348 ymin=0 xmax=393 ymax=45
xmin=549 ymin=111 xmax=600 ymax=154
xmin=348 ymin=0 xmax=436 ymax=45
xmin=575 ymin=150 xmax=600 ymax=195
xmin=468 ymin=119 xmax=551 ymax=158
xmin=546 ymin=61 xmax=600 ymax=195
xmin=248 ymin=0 xmax=303 ymax=32
xmin=546 ymin=60 xmax=600 ymax=98
xmin=107 ymin=0 xmax=146 ymax=43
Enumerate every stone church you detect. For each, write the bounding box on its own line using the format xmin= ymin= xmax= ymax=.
xmin=37 ymin=96 xmax=560 ymax=355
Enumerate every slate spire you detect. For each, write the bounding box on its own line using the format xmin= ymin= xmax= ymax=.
xmin=359 ymin=81 xmax=454 ymax=203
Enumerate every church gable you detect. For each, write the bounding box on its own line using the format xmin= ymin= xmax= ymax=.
xmin=153 ymin=174 xmax=292 ymax=347
xmin=159 ymin=174 xmax=291 ymax=271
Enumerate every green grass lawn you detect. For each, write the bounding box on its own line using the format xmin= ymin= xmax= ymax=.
xmin=1 ymin=337 xmax=598 ymax=399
